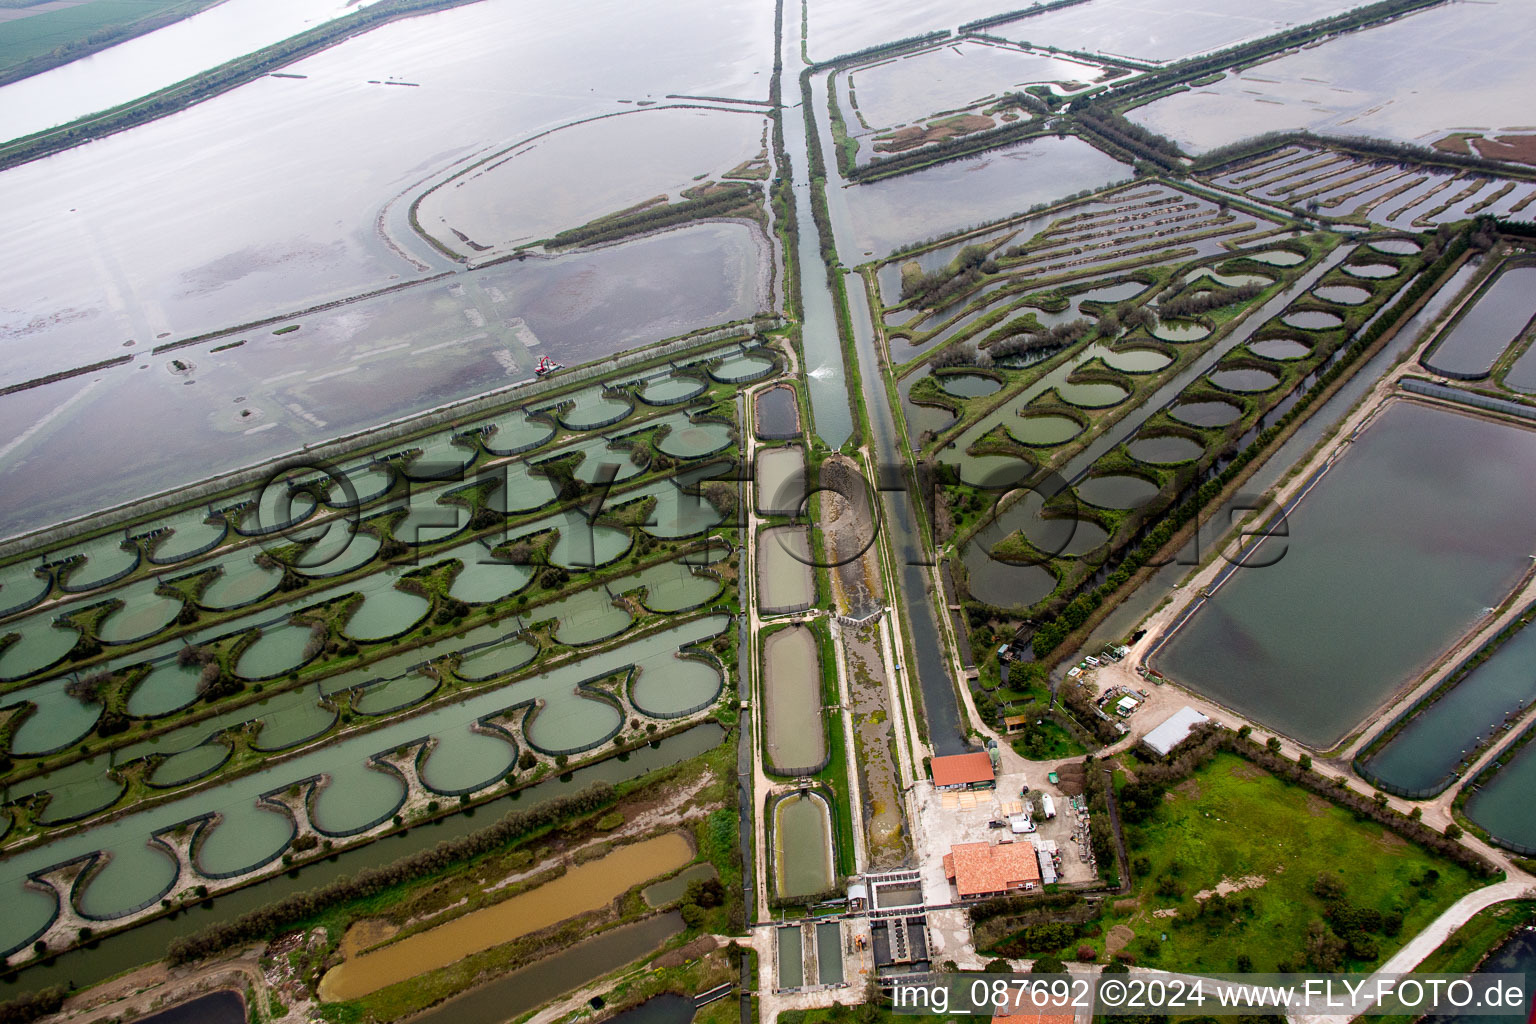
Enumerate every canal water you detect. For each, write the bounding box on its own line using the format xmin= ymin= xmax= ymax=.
xmin=406 ymin=912 xmax=686 ymax=1024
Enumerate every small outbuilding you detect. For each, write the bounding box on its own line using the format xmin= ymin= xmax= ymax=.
xmin=1142 ymin=706 xmax=1211 ymax=757
xmin=931 ymin=752 xmax=996 ymax=791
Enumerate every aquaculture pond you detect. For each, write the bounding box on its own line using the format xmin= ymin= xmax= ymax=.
xmin=1209 ymin=367 xmax=1279 ymax=393
xmin=756 ymin=445 xmax=806 ymax=516
xmin=761 ymin=625 xmax=825 ymax=774
xmin=1464 ymin=738 xmax=1536 ymax=851
xmin=1423 ymin=264 xmax=1536 ymax=380
xmin=1282 ymin=310 xmax=1343 ymax=330
xmin=777 ymin=926 xmax=804 ymax=989
xmin=1362 ymin=616 xmax=1536 ymax=795
xmin=758 ymin=526 xmax=815 ymax=614
xmin=817 ymin=921 xmax=844 ymax=985
xmin=197 ymin=553 xmax=283 ymax=610
xmin=1102 ymin=348 xmax=1172 ymax=373
xmin=755 ymin=385 xmax=799 ymax=439
xmin=837 ymin=135 xmax=1130 ymax=257
xmin=1010 ymin=414 xmax=1082 ymax=447
xmin=1343 ymin=263 xmax=1400 ymax=280
xmin=1 ymin=726 xmax=720 ymax=980
xmin=0 ymin=619 xmax=80 ymax=681
xmin=1249 ymin=338 xmax=1312 ymax=361
xmin=773 ymin=792 xmax=834 ymax=899
xmin=1151 ymin=320 xmax=1210 ymax=342
xmin=1076 ymin=474 xmax=1159 ymax=510
xmin=1170 ymin=399 xmax=1243 ymax=427
xmin=1154 ymin=401 xmax=1536 ymax=748
xmin=1128 ymin=435 xmax=1204 ymax=465
xmin=1312 ymin=284 xmax=1371 ymax=306
xmin=939 ymin=374 xmax=1001 ymax=399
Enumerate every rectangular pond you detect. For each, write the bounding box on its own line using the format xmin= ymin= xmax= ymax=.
xmin=1422 ymin=263 xmax=1536 ymax=380
xmin=757 ymin=525 xmax=815 ymax=614
xmin=1153 ymin=400 xmax=1536 ymax=748
xmin=1362 ymin=613 xmax=1536 ymax=795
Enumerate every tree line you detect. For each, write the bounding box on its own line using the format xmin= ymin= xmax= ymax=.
xmin=548 ymin=185 xmax=760 ymax=249
xmin=1159 ymin=282 xmax=1263 ymax=319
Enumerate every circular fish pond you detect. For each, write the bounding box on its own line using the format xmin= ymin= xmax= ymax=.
xmin=1243 ymin=249 xmax=1306 ymax=266
xmin=1170 ymin=399 xmax=1243 ymax=428
xmin=631 ymin=653 xmax=721 ymax=717
xmin=56 ymin=535 xmax=139 ymax=592
xmin=327 ymin=464 xmax=396 ymax=507
xmin=1248 ymin=337 xmax=1311 ymax=361
xmin=481 ymin=411 xmax=554 ymax=457
xmin=938 ymin=373 xmax=1001 ymax=399
xmin=311 ymin=761 xmax=406 ymax=834
xmin=1128 ymin=435 xmax=1204 ymax=465
xmin=342 ymin=579 xmax=431 ymax=642
xmin=641 ymin=374 xmax=706 ymax=405
xmin=455 ymin=638 xmax=537 ymax=681
xmin=199 ymin=555 xmax=283 ymax=609
xmin=354 ymin=673 xmax=439 ymax=715
xmin=1282 ymin=310 xmax=1343 ymax=331
xmin=146 ymin=509 xmax=226 ymax=564
xmin=149 ymin=743 xmax=231 ymax=787
xmin=195 ymin=805 xmax=296 ymax=878
xmin=293 ymin=525 xmax=381 ymax=578
xmin=1312 ymin=284 xmax=1371 ymax=306
xmin=0 ymin=562 xmax=49 ymax=616
xmin=1076 ymin=474 xmax=1159 ymax=510
xmin=127 ymin=660 xmax=203 ymax=717
xmin=711 ymin=351 xmax=775 ymax=383
xmin=95 ymin=581 xmax=184 ymax=645
xmin=234 ymin=622 xmax=319 ymax=680
xmin=560 ymin=391 xmax=634 ymax=431
xmin=0 ymin=621 xmax=80 ymax=680
xmin=1151 ymin=319 xmax=1210 ymax=342
xmin=238 ymin=486 xmax=317 ymax=535
xmin=1370 ymin=238 xmax=1421 ymax=255
xmin=1056 ymin=381 xmax=1128 ymax=408
xmin=400 ymin=436 xmax=478 ymax=482
xmin=657 ymin=421 xmax=733 ymax=459
xmin=1102 ymin=347 xmax=1172 ymax=373
xmin=447 ymin=552 xmax=532 ymax=604
xmin=1209 ymin=367 xmax=1279 ymax=393
xmin=1011 ymin=413 xmax=1082 ymax=447
xmin=1343 ymin=262 xmax=1399 ymax=280
xmin=77 ymin=839 xmax=178 ymax=917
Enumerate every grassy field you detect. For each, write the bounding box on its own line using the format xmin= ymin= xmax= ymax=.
xmin=1108 ymin=753 xmax=1479 ymax=971
xmin=989 ymin=753 xmax=1482 ymax=972
xmin=0 ymin=0 xmax=222 ymax=74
